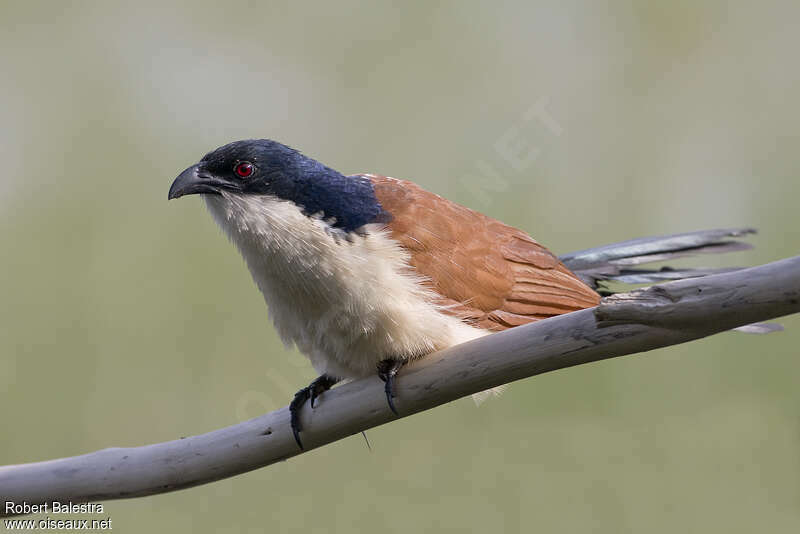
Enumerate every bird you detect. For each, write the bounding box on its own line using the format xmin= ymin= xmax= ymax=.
xmin=168 ymin=139 xmax=755 ymax=449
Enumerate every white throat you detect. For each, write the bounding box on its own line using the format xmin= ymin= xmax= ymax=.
xmin=203 ymin=192 xmax=487 ymax=379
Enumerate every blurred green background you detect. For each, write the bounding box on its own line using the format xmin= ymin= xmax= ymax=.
xmin=2 ymin=1 xmax=799 ymax=532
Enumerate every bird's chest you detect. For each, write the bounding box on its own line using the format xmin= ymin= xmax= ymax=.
xmin=204 ymin=194 xmax=479 ymax=378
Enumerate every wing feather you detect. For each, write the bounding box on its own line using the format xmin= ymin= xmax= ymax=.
xmin=365 ymin=175 xmax=600 ymax=331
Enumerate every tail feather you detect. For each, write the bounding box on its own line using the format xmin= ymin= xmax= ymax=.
xmin=560 ymin=228 xmax=756 ymax=288
xmin=466 ymin=227 xmax=771 ymax=407
xmin=560 ymin=228 xmax=780 ymax=334
xmin=598 ymin=266 xmax=740 ymax=285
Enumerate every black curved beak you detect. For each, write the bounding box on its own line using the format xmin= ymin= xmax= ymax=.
xmin=168 ymin=164 xmax=228 ymax=200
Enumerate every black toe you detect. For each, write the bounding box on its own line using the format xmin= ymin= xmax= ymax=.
xmin=384 ymin=379 xmax=398 ymax=415
xmin=377 ymin=358 xmax=405 ymax=416
xmin=289 ymin=387 xmax=310 ymax=450
xmin=288 ymin=375 xmax=340 ymax=451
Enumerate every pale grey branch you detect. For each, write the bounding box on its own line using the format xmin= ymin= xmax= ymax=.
xmin=2 ymin=255 xmax=799 ymax=516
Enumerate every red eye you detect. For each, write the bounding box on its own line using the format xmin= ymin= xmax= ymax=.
xmin=234 ymin=162 xmax=254 ymax=178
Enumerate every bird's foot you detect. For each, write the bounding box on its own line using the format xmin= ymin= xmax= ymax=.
xmin=377 ymin=358 xmax=406 ymax=416
xmin=289 ymin=374 xmax=339 ymax=450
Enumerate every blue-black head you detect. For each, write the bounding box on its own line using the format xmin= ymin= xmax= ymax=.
xmin=169 ymin=139 xmax=390 ymax=232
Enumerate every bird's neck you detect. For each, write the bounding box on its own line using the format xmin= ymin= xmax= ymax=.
xmin=203 ymin=192 xmax=334 ymax=282
xmin=201 ymin=191 xmax=488 ymax=378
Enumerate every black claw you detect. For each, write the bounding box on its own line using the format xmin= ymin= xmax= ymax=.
xmin=289 ymin=388 xmax=310 ymax=450
xmin=377 ymin=358 xmax=405 ymax=416
xmin=385 ymin=379 xmax=398 ymax=415
xmin=293 ymin=429 xmax=304 ymax=450
xmin=308 ymin=386 xmax=322 ymax=410
xmin=288 ymin=375 xmax=340 ymax=451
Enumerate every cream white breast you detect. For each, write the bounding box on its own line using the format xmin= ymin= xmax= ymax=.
xmin=204 ymin=191 xmax=487 ymax=379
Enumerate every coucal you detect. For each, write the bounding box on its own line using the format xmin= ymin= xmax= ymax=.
xmin=169 ymin=139 xmax=753 ymax=449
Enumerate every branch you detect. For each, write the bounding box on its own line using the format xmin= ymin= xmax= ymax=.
xmin=2 ymin=256 xmax=799 ymax=515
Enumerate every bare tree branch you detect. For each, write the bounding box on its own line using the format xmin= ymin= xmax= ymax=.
xmin=2 ymin=255 xmax=799 ymax=516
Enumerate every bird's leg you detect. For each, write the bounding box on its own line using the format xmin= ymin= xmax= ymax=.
xmin=289 ymin=374 xmax=339 ymax=450
xmin=377 ymin=358 xmax=406 ymax=416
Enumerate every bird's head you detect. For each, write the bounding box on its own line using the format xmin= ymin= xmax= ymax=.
xmin=169 ymin=139 xmax=389 ymax=232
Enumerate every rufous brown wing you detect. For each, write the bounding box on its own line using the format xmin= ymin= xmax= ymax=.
xmin=365 ymin=175 xmax=601 ymax=331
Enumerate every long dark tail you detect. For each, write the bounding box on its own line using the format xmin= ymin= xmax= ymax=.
xmin=559 ymin=228 xmax=781 ymax=334
xmin=560 ymin=227 xmax=756 ymax=289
